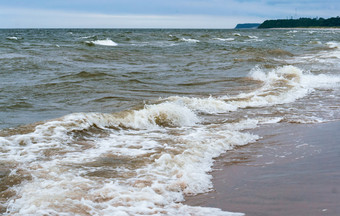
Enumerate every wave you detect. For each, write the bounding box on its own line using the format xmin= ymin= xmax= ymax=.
xmin=180 ymin=38 xmax=200 ymax=43
xmin=167 ymin=96 xmax=238 ymax=114
xmin=1 ymin=65 xmax=339 ymax=215
xmin=214 ymin=37 xmax=235 ymax=41
xmin=324 ymin=41 xmax=340 ymax=59
xmin=168 ymin=66 xmax=339 ymax=115
xmin=1 ymin=105 xmax=250 ymax=215
xmin=6 ymin=36 xmax=19 ymax=40
xmin=60 ymin=71 xmax=113 ymax=79
xmin=232 ymin=65 xmax=339 ymax=106
xmin=6 ymin=36 xmax=18 ymax=40
xmin=287 ymin=30 xmax=298 ymax=34
xmin=266 ymin=49 xmax=294 ymax=56
xmin=247 ymin=35 xmax=258 ymax=39
xmin=326 ymin=41 xmax=340 ymax=49
xmin=292 ymin=41 xmax=340 ymax=64
xmin=85 ymin=39 xmax=118 ymax=46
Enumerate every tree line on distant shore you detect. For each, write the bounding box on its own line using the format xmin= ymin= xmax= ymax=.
xmin=258 ymin=16 xmax=340 ymax=28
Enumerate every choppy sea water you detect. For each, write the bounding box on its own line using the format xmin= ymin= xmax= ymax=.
xmin=0 ymin=29 xmax=340 ymax=215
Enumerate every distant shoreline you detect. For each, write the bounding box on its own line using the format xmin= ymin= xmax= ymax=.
xmin=269 ymin=27 xmax=340 ymax=30
xmin=260 ymin=27 xmax=340 ymax=30
xmin=258 ymin=17 xmax=340 ymax=29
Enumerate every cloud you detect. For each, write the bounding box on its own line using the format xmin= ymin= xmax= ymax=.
xmin=1 ymin=0 xmax=339 ymax=28
xmin=0 ymin=7 xmax=264 ymax=28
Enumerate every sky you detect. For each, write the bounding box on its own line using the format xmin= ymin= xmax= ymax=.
xmin=0 ymin=0 xmax=339 ymax=28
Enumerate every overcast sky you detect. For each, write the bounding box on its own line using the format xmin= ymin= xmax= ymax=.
xmin=1 ymin=0 xmax=339 ymax=28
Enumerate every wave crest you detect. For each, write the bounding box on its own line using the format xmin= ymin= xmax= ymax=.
xmin=85 ymin=39 xmax=118 ymax=46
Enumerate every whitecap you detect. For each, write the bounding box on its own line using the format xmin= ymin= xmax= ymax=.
xmin=214 ymin=37 xmax=234 ymax=41
xmin=326 ymin=41 xmax=340 ymax=49
xmin=287 ymin=30 xmax=298 ymax=34
xmin=309 ymin=40 xmax=321 ymax=44
xmin=222 ymin=65 xmax=340 ymax=110
xmin=180 ymin=38 xmax=200 ymax=43
xmin=167 ymin=96 xmax=237 ymax=114
xmin=247 ymin=35 xmax=258 ymax=39
xmin=162 ymin=66 xmax=339 ymax=116
xmin=81 ymin=35 xmax=96 ymax=39
xmin=91 ymin=39 xmax=118 ymax=46
xmin=6 ymin=36 xmax=18 ymax=40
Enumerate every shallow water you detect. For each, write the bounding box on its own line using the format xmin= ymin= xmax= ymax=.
xmin=185 ymin=121 xmax=340 ymax=216
xmin=1 ymin=29 xmax=340 ymax=215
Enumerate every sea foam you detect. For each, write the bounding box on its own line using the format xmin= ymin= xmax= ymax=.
xmin=2 ymin=106 xmax=251 ymax=216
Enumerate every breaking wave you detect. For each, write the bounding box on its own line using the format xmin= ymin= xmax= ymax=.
xmin=167 ymin=66 xmax=340 ymax=115
xmin=85 ymin=39 xmax=118 ymax=46
xmin=214 ymin=37 xmax=235 ymax=41
xmin=6 ymin=36 xmax=19 ymax=40
xmin=180 ymin=38 xmax=200 ymax=43
xmin=1 ymin=64 xmax=339 ymax=215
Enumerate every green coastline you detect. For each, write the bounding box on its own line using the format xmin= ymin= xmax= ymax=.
xmin=258 ymin=16 xmax=340 ymax=29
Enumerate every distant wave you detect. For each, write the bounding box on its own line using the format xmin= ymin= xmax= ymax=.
xmin=180 ymin=38 xmax=200 ymax=43
xmin=326 ymin=41 xmax=340 ymax=49
xmin=85 ymin=39 xmax=118 ymax=46
xmin=214 ymin=37 xmax=235 ymax=41
xmin=247 ymin=35 xmax=258 ymax=39
xmin=6 ymin=36 xmax=19 ymax=40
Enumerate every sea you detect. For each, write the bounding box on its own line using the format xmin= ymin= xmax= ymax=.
xmin=0 ymin=28 xmax=340 ymax=215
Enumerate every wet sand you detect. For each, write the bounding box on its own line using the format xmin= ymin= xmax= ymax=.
xmin=185 ymin=121 xmax=340 ymax=216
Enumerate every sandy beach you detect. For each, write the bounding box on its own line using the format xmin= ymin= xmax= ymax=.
xmin=185 ymin=121 xmax=340 ymax=216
